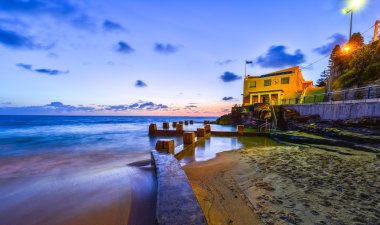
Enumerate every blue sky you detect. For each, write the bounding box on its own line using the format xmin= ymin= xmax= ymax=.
xmin=0 ymin=0 xmax=379 ymax=116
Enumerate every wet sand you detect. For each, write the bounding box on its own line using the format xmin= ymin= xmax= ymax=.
xmin=0 ymin=152 xmax=156 ymax=225
xmin=184 ymin=145 xmax=380 ymax=225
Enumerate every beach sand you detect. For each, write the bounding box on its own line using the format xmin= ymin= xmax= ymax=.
xmin=184 ymin=144 xmax=380 ymax=225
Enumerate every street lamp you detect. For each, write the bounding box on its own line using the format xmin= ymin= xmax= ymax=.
xmin=343 ymin=0 xmax=365 ymax=39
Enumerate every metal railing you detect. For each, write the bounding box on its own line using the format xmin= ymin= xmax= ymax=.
xmin=282 ymin=85 xmax=380 ymax=105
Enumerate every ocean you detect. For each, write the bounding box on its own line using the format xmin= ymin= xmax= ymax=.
xmin=0 ymin=115 xmax=276 ymax=225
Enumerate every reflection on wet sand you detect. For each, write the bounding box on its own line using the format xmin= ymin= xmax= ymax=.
xmin=178 ymin=136 xmax=279 ymax=165
xmin=0 ymin=152 xmax=156 ymax=225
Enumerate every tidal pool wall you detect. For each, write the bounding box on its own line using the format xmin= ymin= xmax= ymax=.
xmin=285 ymin=101 xmax=380 ymax=120
xmin=151 ymin=150 xmax=207 ymax=225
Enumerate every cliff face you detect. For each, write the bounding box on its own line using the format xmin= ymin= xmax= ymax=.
xmin=216 ymin=104 xmax=277 ymax=129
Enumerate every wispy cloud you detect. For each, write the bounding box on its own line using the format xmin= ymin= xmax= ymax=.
xmin=16 ymin=63 xmax=69 ymax=75
xmin=222 ymin=97 xmax=234 ymax=101
xmin=0 ymin=27 xmax=50 ymax=50
xmin=220 ymin=71 xmax=242 ymax=82
xmin=116 ymin=41 xmax=134 ymax=54
xmin=0 ymin=0 xmax=96 ymax=31
xmin=0 ymin=0 xmax=76 ymax=16
xmin=154 ymin=43 xmax=179 ymax=55
xmin=103 ymin=20 xmax=126 ymax=32
xmin=216 ymin=59 xmax=235 ymax=66
xmin=255 ymin=45 xmax=306 ymax=68
xmin=313 ymin=33 xmax=347 ymax=55
xmin=135 ymin=80 xmax=147 ymax=88
xmin=105 ymin=101 xmax=168 ymax=111
xmin=0 ymin=101 xmax=170 ymax=115
xmin=70 ymin=14 xmax=96 ymax=30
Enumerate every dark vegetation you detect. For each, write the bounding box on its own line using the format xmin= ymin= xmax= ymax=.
xmin=323 ymin=33 xmax=380 ymax=90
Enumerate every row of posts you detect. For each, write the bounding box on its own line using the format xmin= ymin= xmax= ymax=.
xmin=154 ymin=124 xmax=211 ymax=154
xmin=152 ymin=124 xmax=245 ymax=154
xmin=163 ymin=120 xmax=194 ymax=129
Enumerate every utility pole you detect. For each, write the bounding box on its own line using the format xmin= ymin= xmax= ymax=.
xmin=349 ymin=10 xmax=354 ymax=39
xmin=374 ymin=20 xmax=380 ymax=42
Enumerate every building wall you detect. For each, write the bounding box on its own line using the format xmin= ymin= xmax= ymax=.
xmin=243 ymin=66 xmax=312 ymax=105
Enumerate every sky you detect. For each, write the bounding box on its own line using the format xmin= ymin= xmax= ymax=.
xmin=0 ymin=0 xmax=379 ymax=116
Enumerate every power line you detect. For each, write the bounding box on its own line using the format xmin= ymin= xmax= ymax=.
xmin=301 ymin=22 xmax=378 ymax=70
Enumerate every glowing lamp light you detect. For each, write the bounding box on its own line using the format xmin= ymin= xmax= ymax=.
xmin=342 ymin=8 xmax=349 ymax=14
xmin=344 ymin=46 xmax=351 ymax=53
xmin=350 ymin=0 xmax=364 ymax=9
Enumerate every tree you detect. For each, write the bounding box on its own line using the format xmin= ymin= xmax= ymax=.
xmin=328 ymin=45 xmax=345 ymax=90
xmin=347 ymin=32 xmax=364 ymax=50
xmin=316 ymin=69 xmax=328 ymax=87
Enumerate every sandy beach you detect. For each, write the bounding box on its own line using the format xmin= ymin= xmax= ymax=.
xmin=184 ymin=144 xmax=380 ymax=225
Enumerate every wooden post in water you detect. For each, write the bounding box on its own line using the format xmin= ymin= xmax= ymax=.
xmin=179 ymin=121 xmax=184 ymax=125
xmin=176 ymin=124 xmax=184 ymax=132
xmin=155 ymin=139 xmax=175 ymax=154
xmin=163 ymin=122 xmax=170 ymax=129
xmin=204 ymin=124 xmax=211 ymax=133
xmin=197 ymin=128 xmax=205 ymax=137
xmin=183 ymin=132 xmax=195 ymax=145
xmin=172 ymin=122 xmax=177 ymax=128
xmin=149 ymin=123 xmax=157 ymax=135
xmin=185 ymin=120 xmax=189 ymax=125
xmin=237 ymin=125 xmax=244 ymax=136
xmin=190 ymin=120 xmax=194 ymax=125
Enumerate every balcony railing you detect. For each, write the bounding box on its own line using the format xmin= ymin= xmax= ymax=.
xmin=282 ymin=85 xmax=380 ymax=105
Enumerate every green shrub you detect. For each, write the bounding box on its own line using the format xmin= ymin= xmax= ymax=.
xmin=333 ymin=70 xmax=358 ymax=89
xmin=362 ymin=62 xmax=380 ymax=82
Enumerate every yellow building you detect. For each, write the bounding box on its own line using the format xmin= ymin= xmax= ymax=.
xmin=243 ymin=66 xmax=313 ymax=105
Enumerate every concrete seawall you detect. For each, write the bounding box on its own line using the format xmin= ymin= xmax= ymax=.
xmin=151 ymin=150 xmax=207 ymax=225
xmin=285 ymin=101 xmax=380 ymax=120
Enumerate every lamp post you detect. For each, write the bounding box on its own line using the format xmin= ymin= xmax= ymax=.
xmin=343 ymin=0 xmax=364 ymax=39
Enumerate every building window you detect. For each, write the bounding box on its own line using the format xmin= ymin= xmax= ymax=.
xmin=264 ymin=79 xmax=271 ymax=86
xmin=281 ymin=77 xmax=290 ymax=84
xmin=249 ymin=81 xmax=256 ymax=88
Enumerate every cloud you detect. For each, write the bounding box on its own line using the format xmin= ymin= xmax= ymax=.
xmin=313 ymin=33 xmax=347 ymax=55
xmin=0 ymin=0 xmax=76 ymax=16
xmin=255 ymin=45 xmax=306 ymax=68
xmin=0 ymin=27 xmax=50 ymax=50
xmin=154 ymin=43 xmax=179 ymax=55
xmin=222 ymin=97 xmax=234 ymax=101
xmin=0 ymin=101 xmax=97 ymax=115
xmin=17 ymin=63 xmax=32 ymax=70
xmin=135 ymin=80 xmax=147 ymax=88
xmin=70 ymin=14 xmax=96 ymax=30
xmin=184 ymin=105 xmax=198 ymax=111
xmin=220 ymin=71 xmax=242 ymax=82
xmin=105 ymin=101 xmax=168 ymax=112
xmin=116 ymin=41 xmax=134 ymax=54
xmin=0 ymin=101 xmax=170 ymax=115
xmin=0 ymin=0 xmax=96 ymax=32
xmin=216 ymin=59 xmax=235 ymax=66
xmin=16 ymin=63 xmax=69 ymax=75
xmin=103 ymin=20 xmax=126 ymax=32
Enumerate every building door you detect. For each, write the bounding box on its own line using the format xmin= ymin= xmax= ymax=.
xmin=271 ymin=94 xmax=278 ymax=105
xmin=261 ymin=95 xmax=269 ymax=104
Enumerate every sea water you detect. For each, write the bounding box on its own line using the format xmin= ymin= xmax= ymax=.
xmin=0 ymin=115 xmax=276 ymax=225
